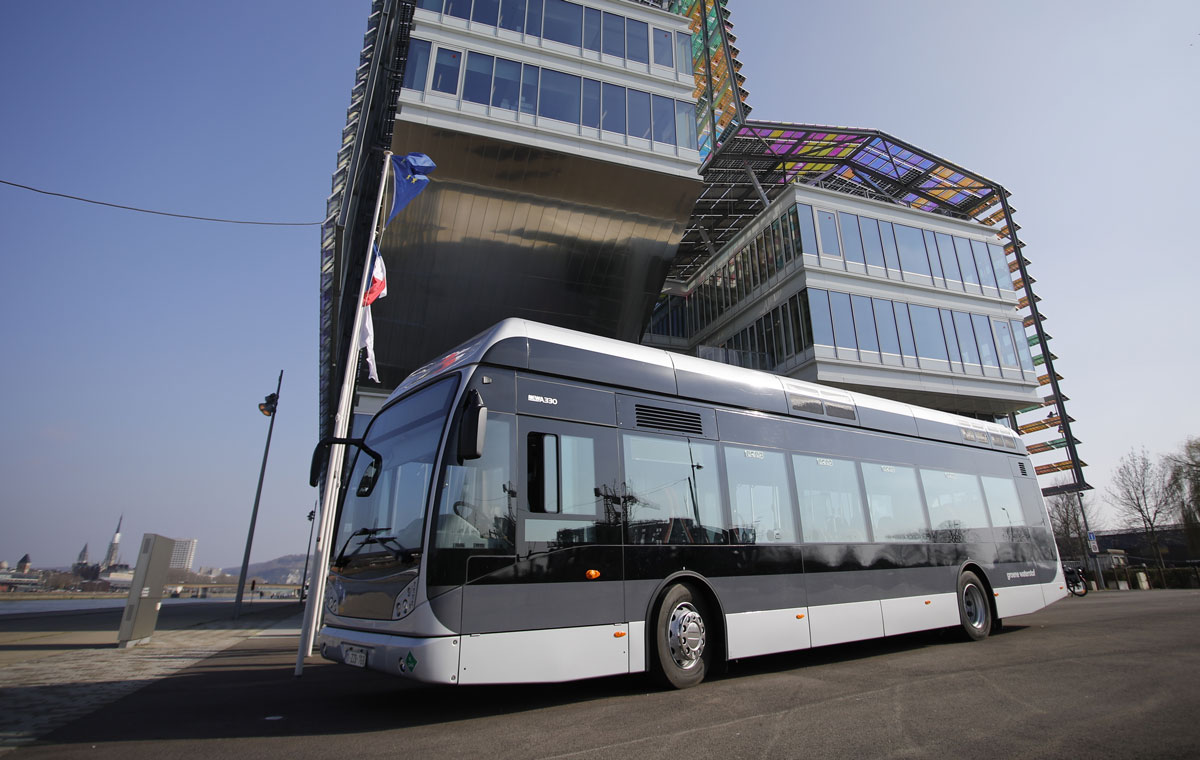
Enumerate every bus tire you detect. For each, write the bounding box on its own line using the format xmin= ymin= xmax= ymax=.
xmin=957 ymin=570 xmax=992 ymax=642
xmin=652 ymin=583 xmax=711 ymax=689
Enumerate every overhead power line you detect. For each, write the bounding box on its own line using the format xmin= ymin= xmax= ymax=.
xmin=0 ymin=178 xmax=322 ymax=227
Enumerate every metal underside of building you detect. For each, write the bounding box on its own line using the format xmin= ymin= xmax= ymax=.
xmin=367 ymin=121 xmax=701 ymax=388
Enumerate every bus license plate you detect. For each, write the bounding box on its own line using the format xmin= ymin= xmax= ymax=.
xmin=343 ymin=645 xmax=367 ymax=668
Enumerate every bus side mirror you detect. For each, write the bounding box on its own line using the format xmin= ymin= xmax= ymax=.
xmin=310 ymin=437 xmax=383 ymax=496
xmin=458 ymin=390 xmax=487 ymax=462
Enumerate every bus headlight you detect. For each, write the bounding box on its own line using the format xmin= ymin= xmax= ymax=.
xmin=393 ymin=578 xmax=418 ymax=620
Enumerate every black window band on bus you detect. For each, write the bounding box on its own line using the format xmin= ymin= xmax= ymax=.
xmin=527 ymin=432 xmax=560 ymax=513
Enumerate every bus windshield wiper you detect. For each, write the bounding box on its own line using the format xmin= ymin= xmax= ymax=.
xmin=372 ymin=535 xmax=421 ymax=563
xmin=335 ymin=527 xmax=391 ymax=566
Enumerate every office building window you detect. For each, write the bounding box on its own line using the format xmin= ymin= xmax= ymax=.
xmin=402 ymin=39 xmax=431 ymax=90
xmin=653 ymin=27 xmax=673 ymax=67
xmin=526 ymin=0 xmax=543 ymax=36
xmin=894 ymin=224 xmax=931 ymax=277
xmin=601 ymin=82 xmax=625 ymax=133
xmin=626 ymin=18 xmax=649 ymax=63
xmin=935 ymin=232 xmax=961 ymax=284
xmin=491 ymin=57 xmax=521 ymax=110
xmin=431 ymin=48 xmax=462 ymax=94
xmin=627 ymin=89 xmax=651 ymax=139
xmin=520 ymin=64 xmax=539 ymax=114
xmin=538 ymin=68 xmax=581 ymax=124
xmin=840 ymin=212 xmax=865 ymax=264
xmin=444 ymin=0 xmax=471 ymax=19
xmin=972 ymin=314 xmax=999 ymax=368
xmin=543 ymin=0 xmax=582 ymax=46
xmin=499 ymin=0 xmax=526 ymax=32
xmin=602 ymin=12 xmax=624 ymax=56
xmin=675 ymin=31 xmax=692 ymax=75
xmin=675 ymin=100 xmax=697 ymax=149
xmin=581 ymin=78 xmax=600 ymax=128
xmin=583 ymin=7 xmax=601 ymax=51
xmin=463 ymin=52 xmax=494 ymax=104
xmin=472 ymin=0 xmax=500 ymax=25
xmin=909 ymin=305 xmax=948 ymax=361
xmin=652 ymin=94 xmax=675 ymax=145
xmin=817 ymin=210 xmax=840 ymax=256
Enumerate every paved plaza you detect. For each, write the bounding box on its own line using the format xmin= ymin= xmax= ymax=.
xmin=3 ymin=592 xmax=1199 ymax=759
xmin=0 ymin=601 xmax=301 ymax=751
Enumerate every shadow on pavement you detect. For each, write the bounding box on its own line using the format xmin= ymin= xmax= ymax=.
xmin=32 ymin=620 xmax=1028 ymax=749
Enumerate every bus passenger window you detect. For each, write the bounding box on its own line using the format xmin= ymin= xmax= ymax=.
xmin=860 ymin=463 xmax=928 ymax=542
xmin=981 ymin=475 xmax=1029 ymax=542
xmin=622 ymin=434 xmax=724 ymax=545
xmin=793 ymin=454 xmax=869 ymax=543
xmin=920 ymin=469 xmax=990 ymax=543
xmin=723 ymin=446 xmax=797 ymax=544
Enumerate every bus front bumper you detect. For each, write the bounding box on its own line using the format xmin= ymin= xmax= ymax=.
xmin=318 ymin=626 xmax=460 ymax=684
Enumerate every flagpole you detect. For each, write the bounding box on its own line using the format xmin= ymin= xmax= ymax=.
xmin=295 ymin=149 xmax=392 ymax=676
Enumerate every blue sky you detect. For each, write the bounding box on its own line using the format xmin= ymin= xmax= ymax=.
xmin=1 ymin=1 xmax=1197 ymax=570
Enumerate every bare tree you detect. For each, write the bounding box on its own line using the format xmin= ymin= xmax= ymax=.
xmin=1165 ymin=437 xmax=1200 ymax=555
xmin=1047 ymin=479 xmax=1102 ymax=562
xmin=1106 ymin=448 xmax=1173 ymax=570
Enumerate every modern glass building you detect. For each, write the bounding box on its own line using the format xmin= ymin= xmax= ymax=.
xmin=644 ymin=121 xmax=1086 ymax=494
xmin=322 ymin=0 xmax=1086 ymax=496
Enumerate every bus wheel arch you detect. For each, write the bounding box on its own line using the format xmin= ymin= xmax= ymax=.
xmin=956 ymin=563 xmax=995 ymax=641
xmin=646 ymin=572 xmax=726 ymax=689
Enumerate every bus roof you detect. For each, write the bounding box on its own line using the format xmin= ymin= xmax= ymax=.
xmin=389 ymin=318 xmax=1024 ymax=455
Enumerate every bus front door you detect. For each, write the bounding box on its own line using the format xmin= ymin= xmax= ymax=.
xmin=457 ymin=418 xmax=626 ymax=683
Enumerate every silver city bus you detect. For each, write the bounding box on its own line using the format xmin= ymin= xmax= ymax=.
xmin=316 ymin=318 xmax=1066 ymax=688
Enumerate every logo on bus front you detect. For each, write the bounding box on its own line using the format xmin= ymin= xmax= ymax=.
xmin=527 ymin=394 xmax=558 ymax=405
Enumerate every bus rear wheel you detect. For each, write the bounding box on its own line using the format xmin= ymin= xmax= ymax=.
xmin=652 ymin=583 xmax=711 ymax=689
xmin=957 ymin=570 xmax=992 ymax=642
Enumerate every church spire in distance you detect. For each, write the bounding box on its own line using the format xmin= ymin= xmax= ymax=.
xmin=102 ymin=515 xmax=123 ymax=570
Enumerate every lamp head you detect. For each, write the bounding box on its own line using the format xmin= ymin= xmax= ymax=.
xmin=258 ymin=393 xmax=278 ymax=417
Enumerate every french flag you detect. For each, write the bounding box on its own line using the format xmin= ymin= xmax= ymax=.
xmin=363 ymin=248 xmax=387 ymax=306
xmin=360 ymin=246 xmax=387 ymax=382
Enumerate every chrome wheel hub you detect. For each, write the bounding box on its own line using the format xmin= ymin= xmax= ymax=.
xmin=963 ymin=583 xmax=987 ymax=630
xmin=668 ymin=602 xmax=706 ymax=669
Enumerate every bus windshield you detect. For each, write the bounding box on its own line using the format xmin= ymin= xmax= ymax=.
xmin=333 ymin=376 xmax=459 ymax=569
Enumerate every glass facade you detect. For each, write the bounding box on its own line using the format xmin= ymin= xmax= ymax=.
xmin=418 ymin=0 xmax=687 ymax=73
xmin=652 ymin=281 xmax=1033 ymax=382
xmin=648 ymin=200 xmax=1023 ymax=383
xmin=404 ymin=37 xmax=698 ymax=149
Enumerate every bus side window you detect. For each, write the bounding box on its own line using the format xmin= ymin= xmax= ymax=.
xmin=435 ymin=413 xmax=515 ymax=550
xmin=981 ymin=475 xmax=1030 ymax=543
xmin=528 ymin=433 xmax=559 ymax=513
xmin=860 ymin=462 xmax=929 ymax=543
xmin=723 ymin=445 xmax=798 ymax=544
xmin=793 ymin=454 xmax=870 ymax=543
xmin=527 ymin=431 xmax=600 ymax=516
xmin=622 ymin=433 xmax=725 ymax=545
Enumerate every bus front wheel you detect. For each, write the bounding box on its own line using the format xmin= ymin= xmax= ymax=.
xmin=652 ymin=583 xmax=711 ymax=689
xmin=957 ymin=570 xmax=992 ymax=642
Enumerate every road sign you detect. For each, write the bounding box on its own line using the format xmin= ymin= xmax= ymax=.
xmin=1087 ymin=531 xmax=1099 ymax=553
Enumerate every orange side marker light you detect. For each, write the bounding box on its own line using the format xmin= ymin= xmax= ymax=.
xmin=924 ymin=600 xmax=931 ymax=605
xmin=585 ymin=569 xmax=600 ymax=580
xmin=614 ymin=631 xmax=626 ymax=638
xmin=796 ymin=614 xmax=805 ymax=619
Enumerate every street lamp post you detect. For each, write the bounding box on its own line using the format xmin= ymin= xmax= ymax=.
xmin=234 ymin=370 xmax=283 ymax=619
xmin=299 ymin=506 xmax=316 ymax=600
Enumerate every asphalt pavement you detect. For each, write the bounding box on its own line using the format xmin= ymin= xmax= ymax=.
xmin=5 ymin=591 xmax=1199 ymax=759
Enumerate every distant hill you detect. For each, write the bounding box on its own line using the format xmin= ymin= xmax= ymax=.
xmin=223 ymin=554 xmax=308 ymax=584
